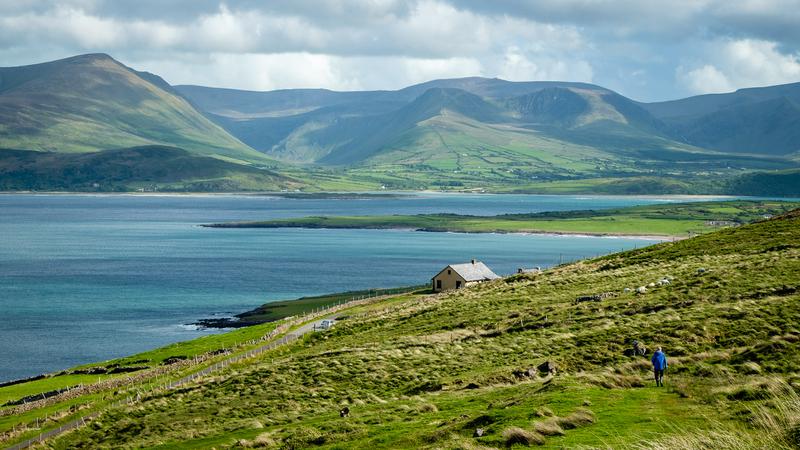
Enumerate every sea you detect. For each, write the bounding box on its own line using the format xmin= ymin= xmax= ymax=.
xmin=0 ymin=192 xmax=734 ymax=381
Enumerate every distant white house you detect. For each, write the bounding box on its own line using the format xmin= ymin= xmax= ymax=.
xmin=432 ymin=259 xmax=500 ymax=292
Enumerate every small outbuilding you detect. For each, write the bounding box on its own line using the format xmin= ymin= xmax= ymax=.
xmin=432 ymin=259 xmax=500 ymax=292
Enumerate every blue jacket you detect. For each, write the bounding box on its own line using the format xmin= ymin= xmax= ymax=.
xmin=651 ymin=351 xmax=667 ymax=370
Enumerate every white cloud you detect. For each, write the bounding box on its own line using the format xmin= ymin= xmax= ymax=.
xmin=139 ymin=53 xmax=363 ymax=91
xmin=396 ymin=57 xmax=483 ymax=85
xmin=1 ymin=1 xmax=799 ymax=100
xmin=677 ymin=39 xmax=800 ymax=94
xmin=677 ymin=64 xmax=733 ymax=94
xmin=722 ymin=39 xmax=800 ymax=86
xmin=496 ymin=46 xmax=593 ymax=82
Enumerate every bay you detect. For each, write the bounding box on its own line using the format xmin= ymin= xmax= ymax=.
xmin=0 ymin=193 xmax=725 ymax=381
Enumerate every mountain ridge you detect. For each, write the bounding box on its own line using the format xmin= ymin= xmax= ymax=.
xmin=0 ymin=53 xmax=271 ymax=163
xmin=178 ymin=74 xmax=800 ymax=170
xmin=1 ymin=53 xmax=799 ymax=192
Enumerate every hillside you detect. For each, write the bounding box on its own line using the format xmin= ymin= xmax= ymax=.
xmin=0 ymin=54 xmax=269 ymax=163
xmin=643 ymin=82 xmax=800 ymax=156
xmin=727 ymin=168 xmax=800 ymax=197
xmin=0 ymin=146 xmax=300 ymax=191
xmin=0 ymin=54 xmax=798 ymax=192
xmin=3 ymin=209 xmax=798 ymax=448
xmin=182 ymin=80 xmax=711 ymax=171
xmin=179 ymin=77 xmax=798 ymax=191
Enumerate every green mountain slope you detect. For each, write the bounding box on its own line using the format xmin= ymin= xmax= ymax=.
xmin=279 ymin=87 xmax=708 ymax=171
xmin=42 ymin=208 xmax=800 ymax=449
xmin=180 ymin=78 xmax=795 ymax=182
xmin=1 ymin=54 xmax=797 ymax=192
xmin=315 ymin=88 xmax=509 ymax=165
xmin=727 ymin=168 xmax=800 ymax=196
xmin=643 ymin=82 xmax=800 ymax=156
xmin=0 ymin=54 xmax=269 ymax=163
xmin=0 ymin=146 xmax=300 ymax=191
xmin=644 ymin=81 xmax=800 ymax=119
xmin=670 ymin=97 xmax=800 ymax=156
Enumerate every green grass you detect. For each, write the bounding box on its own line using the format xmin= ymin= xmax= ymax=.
xmin=30 ymin=208 xmax=800 ymax=449
xmin=0 ymin=147 xmax=302 ymax=192
xmin=205 ymin=200 xmax=800 ymax=237
xmin=0 ymin=54 xmax=270 ymax=164
xmin=235 ymin=286 xmax=426 ymax=324
xmin=0 ymin=321 xmax=278 ymax=425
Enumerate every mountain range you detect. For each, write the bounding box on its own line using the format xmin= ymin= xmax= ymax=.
xmin=1 ymin=53 xmax=799 ymax=193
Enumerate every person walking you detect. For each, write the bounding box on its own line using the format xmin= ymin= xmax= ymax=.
xmin=651 ymin=346 xmax=667 ymax=387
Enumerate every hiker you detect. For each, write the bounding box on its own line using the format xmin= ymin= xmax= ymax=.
xmin=651 ymin=346 xmax=667 ymax=387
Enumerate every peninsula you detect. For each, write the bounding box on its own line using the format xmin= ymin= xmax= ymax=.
xmin=202 ymin=200 xmax=799 ymax=238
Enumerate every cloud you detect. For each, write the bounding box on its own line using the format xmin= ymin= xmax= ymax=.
xmin=496 ymin=46 xmax=593 ymax=82
xmin=678 ymin=39 xmax=800 ymax=94
xmin=710 ymin=0 xmax=800 ymax=44
xmin=0 ymin=1 xmax=583 ymax=58
xmin=722 ymin=39 xmax=800 ymax=86
xmin=0 ymin=1 xmax=799 ymax=100
xmin=136 ymin=53 xmax=331 ymax=92
xmin=678 ymin=64 xmax=733 ymax=94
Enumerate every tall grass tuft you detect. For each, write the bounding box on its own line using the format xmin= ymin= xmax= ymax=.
xmin=502 ymin=426 xmax=545 ymax=446
xmin=634 ymin=380 xmax=800 ymax=449
xmin=556 ymin=408 xmax=596 ymax=430
xmin=533 ymin=418 xmax=565 ymax=436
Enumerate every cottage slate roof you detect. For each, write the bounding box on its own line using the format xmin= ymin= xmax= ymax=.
xmin=444 ymin=261 xmax=500 ymax=282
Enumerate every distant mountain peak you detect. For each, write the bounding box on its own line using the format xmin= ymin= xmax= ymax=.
xmin=0 ymin=53 xmax=267 ymax=163
xmin=68 ymin=53 xmax=116 ymax=62
xmin=506 ymin=87 xmax=589 ymax=126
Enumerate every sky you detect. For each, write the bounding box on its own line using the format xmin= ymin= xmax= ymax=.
xmin=1 ymin=0 xmax=799 ymax=101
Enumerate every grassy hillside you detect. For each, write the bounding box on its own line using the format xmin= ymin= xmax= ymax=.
xmin=4 ymin=209 xmax=791 ymax=448
xmin=643 ymin=82 xmax=800 ymax=156
xmin=727 ymin=169 xmax=800 ymax=197
xmin=200 ymin=286 xmax=427 ymax=328
xmin=204 ymin=200 xmax=800 ymax=237
xmin=180 ymin=77 xmax=800 ymax=179
xmin=670 ymin=97 xmax=800 ymax=156
xmin=0 ymin=54 xmax=269 ymax=164
xmin=252 ymin=86 xmax=741 ymax=177
xmin=0 ymin=146 xmax=302 ymax=192
xmin=1 ymin=55 xmax=798 ymax=193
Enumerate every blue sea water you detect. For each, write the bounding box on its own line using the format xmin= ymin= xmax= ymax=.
xmin=0 ymin=193 xmax=729 ymax=381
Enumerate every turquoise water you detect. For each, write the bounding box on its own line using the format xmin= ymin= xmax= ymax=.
xmin=0 ymin=193 xmax=722 ymax=381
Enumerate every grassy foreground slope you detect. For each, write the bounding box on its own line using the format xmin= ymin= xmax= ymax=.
xmin=53 ymin=211 xmax=800 ymax=449
xmin=205 ymin=200 xmax=800 ymax=237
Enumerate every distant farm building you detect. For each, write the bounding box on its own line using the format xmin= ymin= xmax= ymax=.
xmin=432 ymin=260 xmax=500 ymax=292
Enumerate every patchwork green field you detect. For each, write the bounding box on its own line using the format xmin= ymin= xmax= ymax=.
xmin=1 ymin=207 xmax=796 ymax=448
xmin=204 ymin=200 xmax=800 ymax=238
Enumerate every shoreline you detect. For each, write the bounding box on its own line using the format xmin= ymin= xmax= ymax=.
xmin=0 ymin=190 xmax=748 ymax=200
xmin=201 ymin=222 xmax=680 ymax=241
